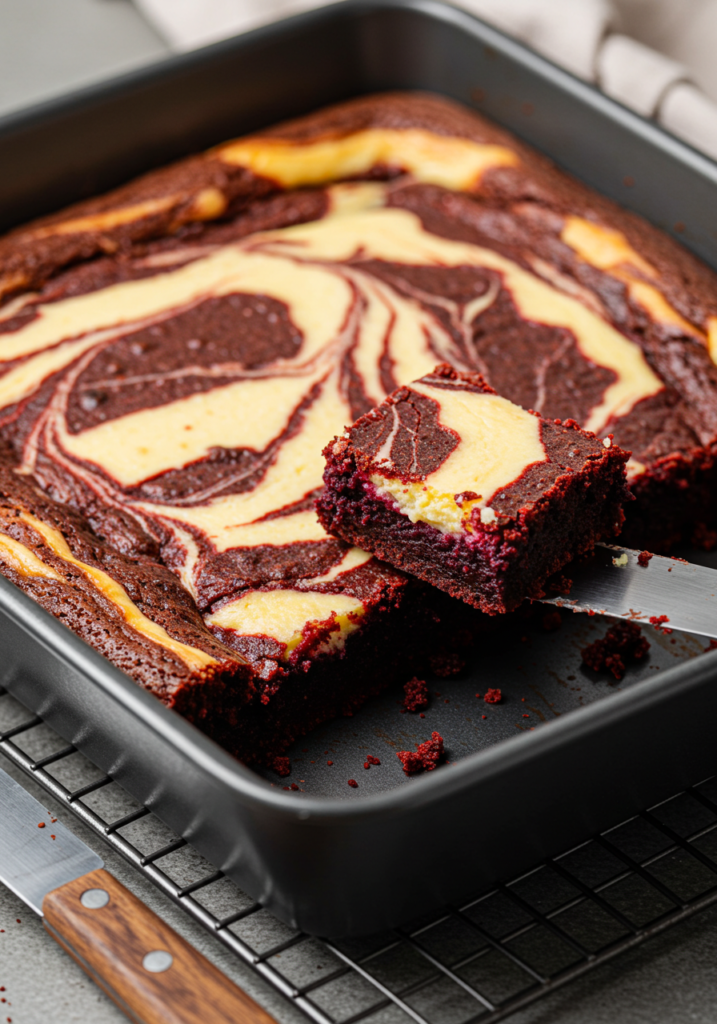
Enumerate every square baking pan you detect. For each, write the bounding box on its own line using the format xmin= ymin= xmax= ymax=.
xmin=2 ymin=0 xmax=717 ymax=938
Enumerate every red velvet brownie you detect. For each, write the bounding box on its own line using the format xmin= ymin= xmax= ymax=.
xmin=318 ymin=365 xmax=631 ymax=613
xmin=0 ymin=90 xmax=717 ymax=760
xmin=0 ymin=444 xmax=253 ymax=728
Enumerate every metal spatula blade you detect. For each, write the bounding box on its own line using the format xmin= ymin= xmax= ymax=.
xmin=540 ymin=545 xmax=717 ymax=639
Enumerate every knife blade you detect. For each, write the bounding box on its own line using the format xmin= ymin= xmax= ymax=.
xmin=541 ymin=544 xmax=717 ymax=638
xmin=0 ymin=765 xmax=277 ymax=1024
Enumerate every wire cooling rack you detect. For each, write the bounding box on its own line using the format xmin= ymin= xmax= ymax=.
xmin=4 ymin=686 xmax=717 ymax=1024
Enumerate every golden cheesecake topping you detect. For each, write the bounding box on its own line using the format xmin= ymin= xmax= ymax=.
xmin=370 ymin=379 xmax=546 ymax=534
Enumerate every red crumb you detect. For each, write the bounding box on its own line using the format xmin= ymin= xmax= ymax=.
xmin=429 ymin=651 xmax=467 ymax=678
xmin=705 ymin=639 xmax=717 ymax=652
xmin=522 ymin=714 xmax=530 ymax=718
xmin=50 ymin=835 xmax=56 ymax=840
xmin=327 ymin=760 xmax=333 ymax=765
xmin=637 ymin=550 xmax=653 ymax=567
xmin=397 ymin=732 xmax=445 ymax=775
xmin=542 ymin=610 xmax=562 ymax=632
xmin=582 ymin=620 xmax=650 ymax=679
xmin=484 ymin=688 xmax=502 ymax=704
xmin=269 ymin=755 xmax=291 ymax=778
xmin=549 ymin=576 xmax=573 ymax=595
xmin=290 ymin=783 xmax=299 ymax=791
xmin=482 ymin=715 xmax=487 ymax=719
xmin=420 ymin=712 xmax=425 ymax=718
xmin=649 ymin=614 xmax=673 ymax=635
xmin=37 ymin=822 xmax=45 ymax=828
xmin=348 ymin=779 xmax=358 ymax=788
xmin=403 ymin=677 xmax=429 ymax=712
xmin=364 ymin=755 xmax=380 ymax=767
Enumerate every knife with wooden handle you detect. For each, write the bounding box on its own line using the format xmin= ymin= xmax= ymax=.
xmin=0 ymin=766 xmax=277 ymax=1024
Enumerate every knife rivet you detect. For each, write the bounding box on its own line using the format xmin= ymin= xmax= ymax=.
xmin=80 ymin=888 xmax=109 ymax=909
xmin=143 ymin=950 xmax=173 ymax=973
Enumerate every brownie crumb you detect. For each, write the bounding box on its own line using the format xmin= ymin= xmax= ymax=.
xmin=269 ymin=755 xmax=291 ymax=778
xmin=397 ymin=732 xmax=445 ymax=775
xmin=484 ymin=688 xmax=502 ymax=704
xmin=649 ymin=614 xmax=673 ymax=635
xmin=582 ymin=620 xmax=650 ymax=679
xmin=542 ymin=610 xmax=562 ymax=632
xmin=403 ymin=677 xmax=429 ymax=712
xmin=429 ymin=651 xmax=467 ymax=677
xmin=348 ymin=779 xmax=358 ymax=788
xmin=637 ymin=550 xmax=653 ymax=567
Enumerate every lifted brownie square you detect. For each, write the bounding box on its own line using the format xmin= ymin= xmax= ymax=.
xmin=318 ymin=365 xmax=631 ymax=614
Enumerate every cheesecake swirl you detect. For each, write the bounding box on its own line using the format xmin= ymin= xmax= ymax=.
xmin=0 ymin=112 xmax=713 ymax=671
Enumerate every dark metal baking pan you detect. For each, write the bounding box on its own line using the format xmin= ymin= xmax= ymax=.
xmin=2 ymin=0 xmax=717 ymax=938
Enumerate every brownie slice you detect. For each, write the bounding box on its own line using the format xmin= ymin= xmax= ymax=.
xmin=318 ymin=365 xmax=631 ymax=614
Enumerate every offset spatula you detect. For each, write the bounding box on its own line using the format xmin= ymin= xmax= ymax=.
xmin=541 ymin=544 xmax=717 ymax=639
xmin=0 ymin=766 xmax=277 ymax=1024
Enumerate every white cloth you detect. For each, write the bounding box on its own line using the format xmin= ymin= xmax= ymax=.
xmin=133 ymin=0 xmax=717 ymax=162
xmin=597 ymin=33 xmax=688 ymax=117
xmin=461 ymin=0 xmax=612 ymax=80
xmin=661 ymin=81 xmax=717 ymax=163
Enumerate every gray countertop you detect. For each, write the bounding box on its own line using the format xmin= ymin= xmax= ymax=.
xmin=2 ymin=2 xmax=717 ymax=1021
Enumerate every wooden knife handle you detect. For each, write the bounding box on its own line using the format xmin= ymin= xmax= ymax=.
xmin=43 ymin=867 xmax=278 ymax=1024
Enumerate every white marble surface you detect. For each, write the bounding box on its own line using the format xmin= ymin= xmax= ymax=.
xmin=3 ymin=3 xmax=717 ymax=1022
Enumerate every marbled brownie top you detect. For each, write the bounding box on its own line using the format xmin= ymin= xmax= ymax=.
xmin=0 ymin=92 xmax=715 ymax=676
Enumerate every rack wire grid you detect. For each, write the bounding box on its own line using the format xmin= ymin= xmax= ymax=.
xmin=4 ymin=684 xmax=717 ymax=1024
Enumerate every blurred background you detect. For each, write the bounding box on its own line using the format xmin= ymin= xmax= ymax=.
xmin=2 ymin=0 xmax=717 ymax=158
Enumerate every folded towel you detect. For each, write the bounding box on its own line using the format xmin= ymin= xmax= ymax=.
xmin=597 ymin=33 xmax=688 ymax=117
